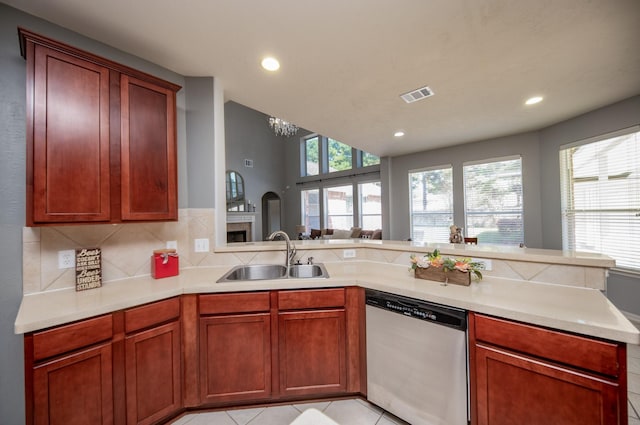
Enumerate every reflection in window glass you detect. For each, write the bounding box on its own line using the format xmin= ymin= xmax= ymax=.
xmin=359 ymin=182 xmax=382 ymax=229
xmin=362 ymin=151 xmax=380 ymax=167
xmin=325 ymin=185 xmax=353 ymax=229
xmin=301 ymin=189 xmax=320 ymax=230
xmin=328 ymin=138 xmax=352 ymax=172
xmin=464 ymin=157 xmax=523 ymax=245
xmin=304 ymin=136 xmax=319 ymax=176
xmin=409 ymin=167 xmax=453 ymax=242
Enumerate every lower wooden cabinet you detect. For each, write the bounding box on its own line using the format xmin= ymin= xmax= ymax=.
xmin=474 ymin=344 xmax=620 ymax=424
xmin=469 ymin=312 xmax=627 ymax=425
xmin=33 ymin=343 xmax=113 ymax=425
xmin=197 ymin=292 xmax=272 ymax=404
xmin=199 ymin=313 xmax=272 ymax=404
xmin=24 ymin=289 xmax=365 ymax=423
xmin=125 ymin=321 xmax=181 ymax=425
xmin=278 ymin=309 xmax=347 ymax=397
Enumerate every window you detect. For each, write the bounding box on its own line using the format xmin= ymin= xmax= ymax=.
xmin=299 ymin=135 xmax=381 ymax=230
xmin=303 ymin=136 xmax=319 ymax=176
xmin=409 ymin=166 xmax=453 ymax=243
xmin=325 ymin=184 xmax=354 ymax=229
xmin=560 ymin=127 xmax=640 ymax=271
xmin=361 ymin=151 xmax=380 ymax=167
xmin=359 ymin=182 xmax=382 ymax=229
xmin=327 ymin=138 xmax=352 ymax=172
xmin=301 ymin=188 xmax=320 ymax=230
xmin=464 ymin=157 xmax=523 ymax=245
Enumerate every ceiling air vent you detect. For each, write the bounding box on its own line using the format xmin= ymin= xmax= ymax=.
xmin=400 ymin=86 xmax=434 ymax=104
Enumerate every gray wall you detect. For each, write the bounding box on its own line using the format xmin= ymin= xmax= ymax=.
xmin=185 ymin=77 xmax=216 ymax=208
xmin=388 ymin=131 xmax=543 ymax=246
xmin=225 ymin=101 xmax=288 ymax=240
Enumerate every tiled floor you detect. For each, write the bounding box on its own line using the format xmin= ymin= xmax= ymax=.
xmin=172 ymin=321 xmax=640 ymax=425
xmin=170 ymin=398 xmax=407 ymax=425
xmin=629 ymin=319 xmax=640 ymax=425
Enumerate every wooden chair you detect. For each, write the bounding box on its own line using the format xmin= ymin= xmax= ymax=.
xmin=464 ymin=237 xmax=478 ymax=245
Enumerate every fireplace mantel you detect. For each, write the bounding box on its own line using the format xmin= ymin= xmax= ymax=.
xmin=226 ymin=214 xmax=255 ymax=242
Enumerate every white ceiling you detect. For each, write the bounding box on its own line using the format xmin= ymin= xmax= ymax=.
xmin=6 ymin=0 xmax=640 ymax=157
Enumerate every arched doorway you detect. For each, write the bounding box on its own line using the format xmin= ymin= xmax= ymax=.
xmin=262 ymin=192 xmax=281 ymax=240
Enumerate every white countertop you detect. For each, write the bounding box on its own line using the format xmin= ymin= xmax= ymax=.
xmin=15 ymin=260 xmax=639 ymax=344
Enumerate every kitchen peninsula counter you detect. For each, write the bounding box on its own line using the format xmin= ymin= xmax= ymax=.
xmin=15 ymin=249 xmax=639 ymax=344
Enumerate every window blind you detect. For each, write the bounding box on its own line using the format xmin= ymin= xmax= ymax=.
xmin=409 ymin=166 xmax=453 ymax=243
xmin=463 ymin=157 xmax=523 ymax=245
xmin=560 ymin=128 xmax=640 ymax=271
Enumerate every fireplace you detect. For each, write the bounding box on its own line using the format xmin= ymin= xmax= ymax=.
xmin=226 ymin=216 xmax=253 ymax=242
xmin=227 ymin=230 xmax=247 ymax=243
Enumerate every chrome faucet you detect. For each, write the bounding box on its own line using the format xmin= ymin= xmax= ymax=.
xmin=268 ymin=230 xmax=296 ymax=275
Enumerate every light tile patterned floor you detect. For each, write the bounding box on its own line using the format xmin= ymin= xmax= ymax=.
xmin=170 ymin=398 xmax=408 ymax=425
xmin=629 ymin=323 xmax=640 ymax=425
xmin=172 ymin=322 xmax=640 ymax=425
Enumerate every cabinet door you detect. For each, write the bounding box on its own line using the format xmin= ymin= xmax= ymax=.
xmin=120 ymin=74 xmax=177 ymax=221
xmin=33 ymin=343 xmax=113 ymax=425
xmin=278 ymin=310 xmax=347 ymax=397
xmin=474 ymin=344 xmax=621 ymax=425
xmin=200 ymin=313 xmax=272 ymax=404
xmin=29 ymin=44 xmax=111 ymax=224
xmin=125 ymin=321 xmax=181 ymax=425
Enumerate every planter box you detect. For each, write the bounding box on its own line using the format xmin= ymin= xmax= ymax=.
xmin=414 ymin=266 xmax=471 ymax=286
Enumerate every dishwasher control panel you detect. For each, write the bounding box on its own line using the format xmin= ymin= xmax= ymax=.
xmin=365 ymin=289 xmax=467 ymax=331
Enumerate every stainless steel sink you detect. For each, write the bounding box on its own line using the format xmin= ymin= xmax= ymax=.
xmin=289 ymin=263 xmax=329 ymax=278
xmin=216 ymin=263 xmax=329 ymax=282
xmin=217 ymin=264 xmax=287 ymax=282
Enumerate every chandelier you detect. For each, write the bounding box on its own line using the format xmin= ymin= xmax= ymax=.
xmin=268 ymin=117 xmax=299 ymax=137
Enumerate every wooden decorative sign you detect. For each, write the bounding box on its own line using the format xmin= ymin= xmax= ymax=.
xmin=75 ymin=248 xmax=102 ymax=291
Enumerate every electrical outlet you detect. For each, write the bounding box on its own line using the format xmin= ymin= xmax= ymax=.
xmin=166 ymin=240 xmax=178 ymax=250
xmin=343 ymin=249 xmax=356 ymax=259
xmin=472 ymin=258 xmax=492 ymax=271
xmin=194 ymin=238 xmax=210 ymax=253
xmin=58 ymin=250 xmax=76 ymax=269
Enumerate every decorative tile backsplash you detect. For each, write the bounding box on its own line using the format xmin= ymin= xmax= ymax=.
xmin=22 ymin=210 xmax=607 ymax=295
xmin=22 ymin=209 xmax=219 ymax=294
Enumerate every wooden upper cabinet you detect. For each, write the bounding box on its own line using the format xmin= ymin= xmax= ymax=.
xmin=19 ymin=28 xmax=180 ymax=226
xmin=29 ymin=43 xmax=111 ymax=224
xmin=120 ymin=75 xmax=177 ymax=221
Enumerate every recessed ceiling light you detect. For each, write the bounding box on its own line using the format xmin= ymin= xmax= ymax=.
xmin=394 ymin=131 xmax=405 ymax=137
xmin=261 ymin=57 xmax=280 ymax=71
xmin=525 ymin=96 xmax=543 ymax=105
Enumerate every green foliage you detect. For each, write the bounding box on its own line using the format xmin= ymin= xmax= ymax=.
xmin=328 ymin=138 xmax=352 ymax=171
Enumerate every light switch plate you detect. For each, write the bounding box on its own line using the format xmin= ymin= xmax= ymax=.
xmin=194 ymin=238 xmax=209 ymax=253
xmin=58 ymin=250 xmax=76 ymax=269
xmin=166 ymin=240 xmax=178 ymax=250
xmin=343 ymin=249 xmax=356 ymax=259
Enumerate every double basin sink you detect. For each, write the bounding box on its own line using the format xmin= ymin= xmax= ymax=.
xmin=217 ymin=263 xmax=329 ymax=283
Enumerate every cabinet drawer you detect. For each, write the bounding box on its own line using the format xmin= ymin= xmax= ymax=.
xmin=125 ymin=297 xmax=180 ymax=334
xmin=33 ymin=314 xmax=113 ymax=361
xmin=278 ymin=288 xmax=345 ymax=310
xmin=199 ymin=292 xmax=271 ymax=315
xmin=473 ymin=313 xmax=621 ymax=377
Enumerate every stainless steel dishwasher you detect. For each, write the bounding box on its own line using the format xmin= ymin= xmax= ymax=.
xmin=365 ymin=289 xmax=468 ymax=425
